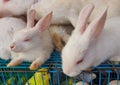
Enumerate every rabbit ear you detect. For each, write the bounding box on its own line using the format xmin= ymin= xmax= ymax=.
xmin=85 ymin=7 xmax=107 ymax=40
xmin=76 ymin=3 xmax=94 ymax=34
xmin=35 ymin=12 xmax=52 ymax=32
xmin=27 ymin=9 xmax=35 ymax=28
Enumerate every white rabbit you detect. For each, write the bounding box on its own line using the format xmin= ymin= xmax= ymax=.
xmin=30 ymin=0 xmax=120 ymax=27
xmin=0 ymin=0 xmax=40 ymax=17
xmin=108 ymin=80 xmax=120 ymax=85
xmin=7 ymin=10 xmax=54 ymax=70
xmin=0 ymin=17 xmax=26 ymax=60
xmin=62 ymin=3 xmax=120 ymax=77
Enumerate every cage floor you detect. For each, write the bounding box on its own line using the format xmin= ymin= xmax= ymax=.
xmin=0 ymin=50 xmax=120 ymax=85
xmin=0 ymin=50 xmax=120 ymax=70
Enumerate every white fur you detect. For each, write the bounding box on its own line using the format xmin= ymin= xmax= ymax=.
xmin=30 ymin=0 xmax=120 ymax=27
xmin=62 ymin=4 xmax=120 ymax=77
xmin=0 ymin=17 xmax=26 ymax=60
xmin=11 ymin=28 xmax=53 ymax=61
xmin=0 ymin=0 xmax=40 ymax=17
xmin=30 ymin=0 xmax=85 ymax=26
xmin=8 ymin=10 xmax=53 ymax=70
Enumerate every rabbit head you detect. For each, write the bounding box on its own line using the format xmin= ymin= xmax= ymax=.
xmin=62 ymin=3 xmax=107 ymax=77
xmin=10 ymin=10 xmax=52 ymax=52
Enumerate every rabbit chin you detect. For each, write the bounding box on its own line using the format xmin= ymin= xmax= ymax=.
xmin=64 ymin=70 xmax=82 ymax=77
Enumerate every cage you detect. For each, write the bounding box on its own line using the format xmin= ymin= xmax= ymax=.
xmin=0 ymin=50 xmax=120 ymax=85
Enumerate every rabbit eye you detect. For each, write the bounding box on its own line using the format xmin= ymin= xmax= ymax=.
xmin=24 ymin=38 xmax=30 ymax=42
xmin=3 ymin=0 xmax=10 ymax=3
xmin=76 ymin=59 xmax=83 ymax=65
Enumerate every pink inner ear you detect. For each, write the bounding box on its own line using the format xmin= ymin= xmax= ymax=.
xmin=80 ymin=25 xmax=87 ymax=34
xmin=3 ymin=0 xmax=10 ymax=3
xmin=33 ymin=20 xmax=38 ymax=28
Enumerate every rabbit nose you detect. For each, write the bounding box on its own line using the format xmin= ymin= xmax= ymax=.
xmin=10 ymin=44 xmax=15 ymax=50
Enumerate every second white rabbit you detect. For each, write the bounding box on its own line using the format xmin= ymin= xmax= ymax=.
xmin=62 ymin=4 xmax=120 ymax=77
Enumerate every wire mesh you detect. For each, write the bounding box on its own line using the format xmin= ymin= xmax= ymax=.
xmin=0 ymin=50 xmax=120 ymax=85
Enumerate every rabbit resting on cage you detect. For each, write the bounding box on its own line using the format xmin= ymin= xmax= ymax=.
xmin=7 ymin=10 xmax=54 ymax=70
xmin=0 ymin=17 xmax=26 ymax=60
xmin=62 ymin=4 xmax=120 ymax=77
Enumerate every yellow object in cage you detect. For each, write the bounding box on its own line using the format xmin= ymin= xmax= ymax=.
xmin=25 ymin=68 xmax=50 ymax=85
xmin=61 ymin=77 xmax=74 ymax=85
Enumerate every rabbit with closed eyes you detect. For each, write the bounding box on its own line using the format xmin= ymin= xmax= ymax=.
xmin=0 ymin=0 xmax=40 ymax=17
xmin=62 ymin=4 xmax=120 ymax=77
xmin=7 ymin=10 xmax=54 ymax=70
xmin=0 ymin=17 xmax=26 ymax=60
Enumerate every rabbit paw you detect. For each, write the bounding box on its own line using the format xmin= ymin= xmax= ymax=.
xmin=29 ymin=62 xmax=40 ymax=70
xmin=7 ymin=59 xmax=22 ymax=67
